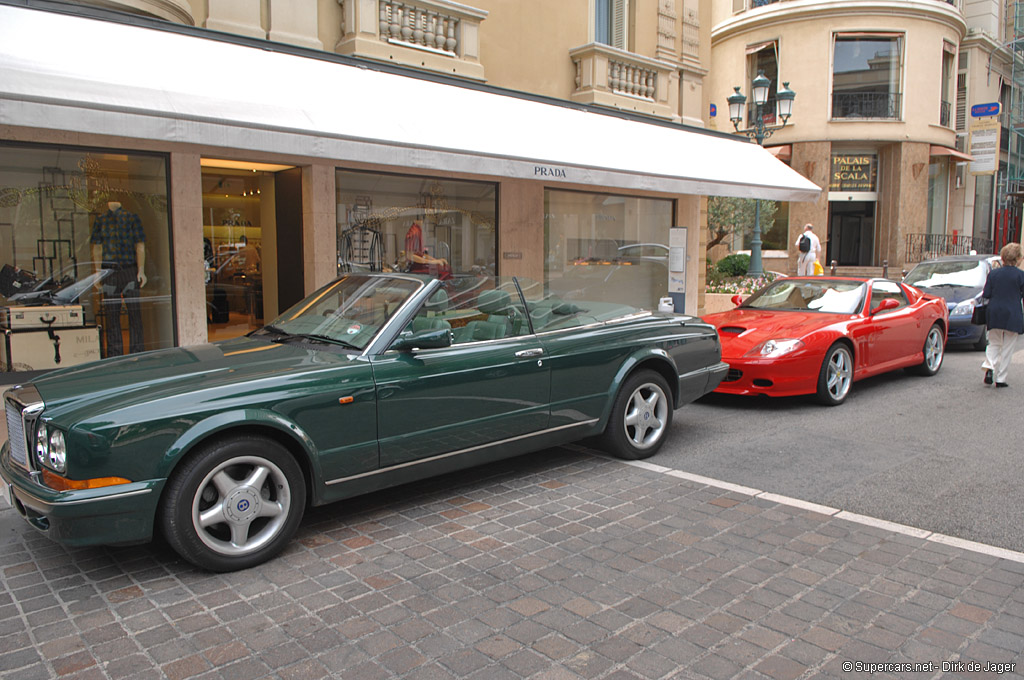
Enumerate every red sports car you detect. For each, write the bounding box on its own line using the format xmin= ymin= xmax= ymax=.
xmin=703 ymin=277 xmax=948 ymax=405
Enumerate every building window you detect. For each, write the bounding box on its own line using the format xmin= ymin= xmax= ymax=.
xmin=0 ymin=143 xmax=175 ymax=370
xmin=832 ymin=34 xmax=903 ymax=119
xmin=941 ymin=43 xmax=956 ymax=127
xmin=747 ymin=41 xmax=779 ymax=127
xmin=596 ymin=0 xmax=629 ymax=49
xmin=544 ymin=189 xmax=673 ymax=309
xmin=335 ymin=170 xmax=497 ymax=281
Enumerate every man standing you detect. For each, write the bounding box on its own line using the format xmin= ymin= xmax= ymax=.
xmin=795 ymin=223 xmax=821 ymax=276
xmin=91 ymin=201 xmax=147 ymax=356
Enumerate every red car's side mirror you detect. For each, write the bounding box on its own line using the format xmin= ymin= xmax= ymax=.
xmin=870 ymin=298 xmax=900 ymax=315
xmin=730 ymin=294 xmax=744 ymax=306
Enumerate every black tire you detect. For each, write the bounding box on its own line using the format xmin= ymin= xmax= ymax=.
xmin=816 ymin=343 xmax=853 ymax=406
xmin=912 ymin=323 xmax=945 ymax=376
xmin=973 ymin=326 xmax=988 ymax=352
xmin=600 ymin=370 xmax=673 ymax=460
xmin=160 ymin=435 xmax=305 ymax=572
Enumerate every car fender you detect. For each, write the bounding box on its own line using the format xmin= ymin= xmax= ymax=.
xmin=161 ymin=408 xmax=323 ymax=496
xmin=597 ymin=348 xmax=678 ymax=428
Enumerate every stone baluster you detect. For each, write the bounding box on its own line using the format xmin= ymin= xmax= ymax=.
xmin=412 ymin=8 xmax=424 ymax=45
xmin=445 ymin=18 xmax=457 ymax=53
xmin=435 ymin=16 xmax=447 ymax=49
xmin=425 ymin=11 xmax=436 ymax=48
xmin=575 ymin=60 xmax=581 ymax=91
xmin=401 ymin=5 xmax=413 ymax=42
xmin=609 ymin=62 xmax=621 ymax=92
xmin=379 ymin=2 xmax=390 ymax=39
xmin=389 ymin=1 xmax=401 ymax=40
xmin=645 ymin=71 xmax=655 ymax=98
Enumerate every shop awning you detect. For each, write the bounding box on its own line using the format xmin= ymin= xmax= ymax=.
xmin=930 ymin=145 xmax=975 ymax=162
xmin=0 ymin=4 xmax=821 ymax=202
xmin=766 ymin=145 xmax=792 ymax=161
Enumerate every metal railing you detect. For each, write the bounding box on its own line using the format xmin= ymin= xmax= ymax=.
xmin=940 ymin=100 xmax=952 ymax=127
xmin=831 ymin=92 xmax=901 ymax=120
xmin=904 ymin=233 xmax=995 ymax=263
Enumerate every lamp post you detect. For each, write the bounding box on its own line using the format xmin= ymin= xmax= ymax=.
xmin=727 ymin=72 xmax=796 ymax=277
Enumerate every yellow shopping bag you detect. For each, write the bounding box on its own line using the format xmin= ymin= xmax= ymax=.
xmin=813 ymin=260 xmax=824 ymax=276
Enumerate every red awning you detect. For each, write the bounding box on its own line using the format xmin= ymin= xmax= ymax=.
xmin=766 ymin=145 xmax=792 ymax=161
xmin=930 ymin=145 xmax=974 ymax=162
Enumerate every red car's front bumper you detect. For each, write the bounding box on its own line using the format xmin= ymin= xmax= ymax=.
xmin=713 ymin=353 xmax=823 ymax=397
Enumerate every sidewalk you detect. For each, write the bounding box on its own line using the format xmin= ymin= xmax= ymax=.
xmin=1 ymin=446 xmax=1022 ymax=679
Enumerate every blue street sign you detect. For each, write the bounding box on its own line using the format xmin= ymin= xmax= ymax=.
xmin=971 ymin=102 xmax=1000 ymax=117
xmin=710 ymin=103 xmax=717 ymax=117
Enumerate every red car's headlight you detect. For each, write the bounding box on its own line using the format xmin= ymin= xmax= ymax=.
xmin=744 ymin=339 xmax=805 ymax=358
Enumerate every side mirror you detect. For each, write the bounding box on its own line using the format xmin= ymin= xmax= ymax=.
xmin=870 ymin=298 xmax=900 ymax=315
xmin=730 ymin=294 xmax=744 ymax=306
xmin=390 ymin=328 xmax=452 ymax=352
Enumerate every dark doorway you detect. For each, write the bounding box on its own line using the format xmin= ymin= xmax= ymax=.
xmin=828 ymin=201 xmax=875 ymax=266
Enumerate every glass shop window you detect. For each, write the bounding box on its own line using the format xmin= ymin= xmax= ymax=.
xmin=335 ymin=169 xmax=498 ymax=284
xmin=544 ymin=189 xmax=673 ymax=309
xmin=0 ymin=144 xmax=174 ymax=372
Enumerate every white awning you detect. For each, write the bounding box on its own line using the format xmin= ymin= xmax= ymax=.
xmin=0 ymin=4 xmax=821 ymax=202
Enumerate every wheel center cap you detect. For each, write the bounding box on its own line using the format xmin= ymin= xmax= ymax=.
xmin=224 ymin=487 xmax=261 ymax=523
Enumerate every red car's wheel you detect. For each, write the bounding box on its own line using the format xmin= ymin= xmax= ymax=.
xmin=816 ymin=343 xmax=853 ymax=406
xmin=912 ymin=323 xmax=945 ymax=376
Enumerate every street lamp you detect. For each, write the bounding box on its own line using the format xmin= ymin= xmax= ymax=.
xmin=728 ymin=72 xmax=796 ymax=276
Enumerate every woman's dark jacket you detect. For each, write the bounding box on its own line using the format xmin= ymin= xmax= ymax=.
xmin=983 ymin=264 xmax=1024 ymax=334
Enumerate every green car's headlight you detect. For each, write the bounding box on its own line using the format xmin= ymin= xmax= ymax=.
xmin=34 ymin=423 xmax=67 ymax=473
xmin=48 ymin=430 xmax=67 ymax=473
xmin=35 ymin=424 xmax=48 ymax=467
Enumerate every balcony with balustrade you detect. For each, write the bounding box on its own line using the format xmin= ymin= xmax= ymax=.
xmin=335 ymin=0 xmax=487 ymax=80
xmin=569 ymin=44 xmax=680 ymax=122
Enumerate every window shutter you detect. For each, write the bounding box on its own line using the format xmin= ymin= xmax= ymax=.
xmin=956 ymin=72 xmax=967 ymax=132
xmin=612 ymin=0 xmax=628 ymax=49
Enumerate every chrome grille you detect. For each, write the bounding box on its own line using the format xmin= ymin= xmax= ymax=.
xmin=4 ymin=386 xmax=43 ymax=472
xmin=6 ymin=402 xmax=27 ymax=468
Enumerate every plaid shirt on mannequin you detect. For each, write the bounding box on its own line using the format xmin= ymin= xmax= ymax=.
xmin=90 ymin=207 xmax=145 ymax=266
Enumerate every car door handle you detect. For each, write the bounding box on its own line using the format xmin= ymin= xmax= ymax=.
xmin=515 ymin=348 xmax=544 ymax=358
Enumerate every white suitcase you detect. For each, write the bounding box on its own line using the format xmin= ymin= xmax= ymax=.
xmin=1 ymin=327 xmax=101 ymax=372
xmin=1 ymin=305 xmax=85 ymax=330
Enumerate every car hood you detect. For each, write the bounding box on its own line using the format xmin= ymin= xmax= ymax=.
xmin=29 ymin=336 xmax=358 ymax=419
xmin=909 ymin=284 xmax=981 ymax=305
xmin=704 ymin=308 xmax=848 ymax=357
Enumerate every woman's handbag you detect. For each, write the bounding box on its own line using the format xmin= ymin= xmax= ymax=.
xmin=971 ymin=301 xmax=988 ymax=326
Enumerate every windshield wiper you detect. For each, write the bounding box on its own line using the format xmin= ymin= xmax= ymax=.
xmin=283 ymin=332 xmax=360 ymax=349
xmin=250 ymin=324 xmax=289 ymax=338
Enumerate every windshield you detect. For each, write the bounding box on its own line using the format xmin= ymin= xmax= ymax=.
xmin=741 ymin=279 xmax=867 ymax=314
xmin=904 ymin=260 xmax=989 ymax=288
xmin=264 ymin=274 xmax=423 ymax=351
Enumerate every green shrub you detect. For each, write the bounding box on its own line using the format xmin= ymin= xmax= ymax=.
xmin=715 ymin=253 xmax=750 ymax=277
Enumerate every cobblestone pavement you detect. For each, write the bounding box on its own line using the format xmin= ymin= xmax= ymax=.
xmin=1 ymin=447 xmax=1022 ymax=680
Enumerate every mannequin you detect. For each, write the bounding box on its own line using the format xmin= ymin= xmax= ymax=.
xmin=91 ymin=202 xmax=147 ymax=356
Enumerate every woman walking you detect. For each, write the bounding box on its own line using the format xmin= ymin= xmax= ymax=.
xmin=982 ymin=242 xmax=1024 ymax=387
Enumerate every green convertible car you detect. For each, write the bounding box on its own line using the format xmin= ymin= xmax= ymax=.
xmin=2 ymin=273 xmax=727 ymax=571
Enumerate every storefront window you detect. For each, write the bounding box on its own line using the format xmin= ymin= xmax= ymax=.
xmin=545 ymin=190 xmax=673 ymax=308
xmin=335 ymin=170 xmax=497 ymax=281
xmin=0 ymin=144 xmax=174 ymax=372
xmin=927 ymin=160 xmax=949 ymax=235
xmin=202 ymin=165 xmax=276 ymax=342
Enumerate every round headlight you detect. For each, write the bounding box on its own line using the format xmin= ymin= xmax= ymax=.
xmin=35 ymin=425 xmax=48 ymax=466
xmin=48 ymin=430 xmax=67 ymax=473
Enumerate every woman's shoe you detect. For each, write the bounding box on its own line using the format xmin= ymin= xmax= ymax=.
xmin=985 ymin=369 xmax=994 ymax=385
xmin=997 ymin=382 xmax=1009 ymax=388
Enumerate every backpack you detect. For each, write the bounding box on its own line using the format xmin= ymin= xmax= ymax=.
xmin=798 ymin=234 xmax=811 ymax=253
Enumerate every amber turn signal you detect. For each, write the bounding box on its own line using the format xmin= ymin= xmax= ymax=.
xmin=42 ymin=469 xmax=132 ymax=491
